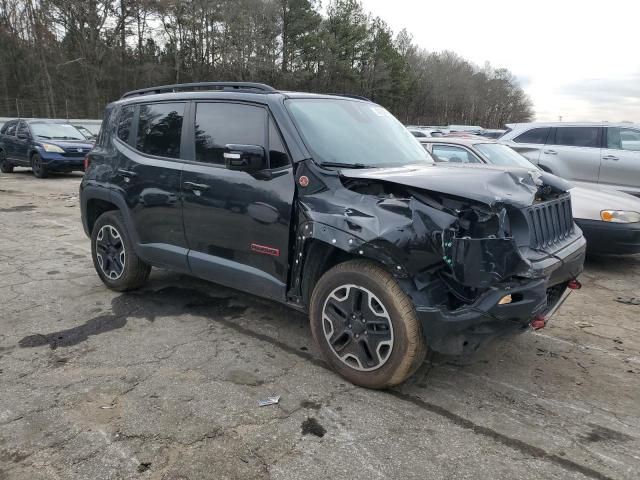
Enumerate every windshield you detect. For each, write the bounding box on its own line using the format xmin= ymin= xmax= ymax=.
xmin=474 ymin=143 xmax=537 ymax=169
xmin=30 ymin=123 xmax=85 ymax=140
xmin=75 ymin=125 xmax=95 ymax=138
xmin=286 ymin=98 xmax=433 ymax=168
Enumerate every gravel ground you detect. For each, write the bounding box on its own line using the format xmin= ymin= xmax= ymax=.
xmin=1 ymin=169 xmax=639 ymax=480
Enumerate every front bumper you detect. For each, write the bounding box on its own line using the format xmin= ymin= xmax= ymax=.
xmin=41 ymin=153 xmax=85 ymax=171
xmin=575 ymin=219 xmax=640 ymax=255
xmin=417 ymin=235 xmax=586 ymax=355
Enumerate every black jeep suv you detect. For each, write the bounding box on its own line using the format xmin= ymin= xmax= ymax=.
xmin=80 ymin=82 xmax=586 ymax=388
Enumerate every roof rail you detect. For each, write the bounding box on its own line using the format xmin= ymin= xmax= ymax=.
xmin=327 ymin=93 xmax=371 ymax=102
xmin=121 ymin=82 xmax=277 ymax=99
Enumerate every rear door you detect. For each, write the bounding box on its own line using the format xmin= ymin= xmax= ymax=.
xmin=1 ymin=121 xmax=18 ymax=160
xmin=111 ymin=102 xmax=189 ymax=271
xmin=538 ymin=126 xmax=602 ymax=182
xmin=506 ymin=126 xmax=550 ymax=164
xmin=599 ymin=126 xmax=640 ymax=194
xmin=181 ymin=101 xmax=295 ymax=301
xmin=14 ymin=121 xmax=31 ymax=164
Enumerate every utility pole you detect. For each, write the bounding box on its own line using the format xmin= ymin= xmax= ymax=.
xmin=66 ymin=99 xmax=69 ymax=119
xmin=15 ymin=98 xmax=20 ymax=118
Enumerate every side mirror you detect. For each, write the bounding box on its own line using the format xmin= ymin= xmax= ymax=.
xmin=224 ymin=144 xmax=266 ymax=172
xmin=17 ymin=133 xmax=29 ymax=140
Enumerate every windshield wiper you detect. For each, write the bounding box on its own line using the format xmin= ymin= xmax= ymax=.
xmin=319 ymin=161 xmax=369 ymax=169
xmin=36 ymin=135 xmax=51 ymax=139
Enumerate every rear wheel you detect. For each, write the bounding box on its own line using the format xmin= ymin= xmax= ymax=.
xmin=31 ymin=153 xmax=48 ymax=178
xmin=0 ymin=151 xmax=13 ymax=173
xmin=310 ymin=260 xmax=428 ymax=389
xmin=91 ymin=211 xmax=151 ymax=291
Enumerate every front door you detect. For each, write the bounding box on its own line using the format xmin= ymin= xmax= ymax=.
xmin=599 ymin=127 xmax=640 ymax=195
xmin=181 ymin=101 xmax=295 ymax=301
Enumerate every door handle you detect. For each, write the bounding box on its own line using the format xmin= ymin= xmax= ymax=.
xmin=602 ymin=155 xmax=619 ymax=161
xmin=117 ymin=168 xmax=137 ymax=178
xmin=183 ymin=181 xmax=210 ymax=191
xmin=543 ymin=149 xmax=557 ymax=155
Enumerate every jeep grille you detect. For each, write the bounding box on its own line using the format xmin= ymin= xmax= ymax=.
xmin=524 ymin=194 xmax=574 ymax=249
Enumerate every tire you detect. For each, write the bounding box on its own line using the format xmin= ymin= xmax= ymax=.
xmin=0 ymin=151 xmax=13 ymax=173
xmin=310 ymin=260 xmax=428 ymax=389
xmin=91 ymin=211 xmax=151 ymax=291
xmin=31 ymin=153 xmax=48 ymax=178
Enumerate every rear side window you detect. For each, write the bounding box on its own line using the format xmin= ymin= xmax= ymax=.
xmin=607 ymin=127 xmax=640 ymax=151
xmin=554 ymin=127 xmax=600 ymax=148
xmin=117 ymin=106 xmax=135 ymax=143
xmin=137 ymin=103 xmax=185 ymax=159
xmin=513 ymin=127 xmax=550 ymax=144
xmin=3 ymin=121 xmax=17 ymax=136
xmin=195 ymin=102 xmax=266 ymax=164
xmin=431 ymin=144 xmax=480 ymax=164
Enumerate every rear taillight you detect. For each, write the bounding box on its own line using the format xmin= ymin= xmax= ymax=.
xmin=84 ymin=155 xmax=90 ymax=170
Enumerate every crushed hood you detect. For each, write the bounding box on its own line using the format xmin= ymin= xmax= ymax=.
xmin=339 ymin=164 xmax=568 ymax=208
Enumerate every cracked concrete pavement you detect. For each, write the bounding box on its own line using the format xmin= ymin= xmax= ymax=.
xmin=1 ymin=169 xmax=639 ymax=480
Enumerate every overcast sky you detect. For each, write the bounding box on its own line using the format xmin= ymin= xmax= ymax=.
xmin=359 ymin=0 xmax=639 ymax=122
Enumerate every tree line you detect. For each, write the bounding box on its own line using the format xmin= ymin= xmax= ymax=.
xmin=0 ymin=0 xmax=533 ymax=126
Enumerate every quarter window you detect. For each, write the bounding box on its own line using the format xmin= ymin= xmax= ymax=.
xmin=431 ymin=144 xmax=480 ymax=164
xmin=136 ymin=103 xmax=185 ymax=158
xmin=513 ymin=127 xmax=550 ymax=145
xmin=195 ymin=103 xmax=266 ymax=165
xmin=607 ymin=127 xmax=640 ymax=152
xmin=554 ymin=127 xmax=600 ymax=148
xmin=117 ymin=105 xmax=135 ymax=143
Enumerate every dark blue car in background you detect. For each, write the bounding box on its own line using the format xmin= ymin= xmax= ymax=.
xmin=0 ymin=119 xmax=93 ymax=178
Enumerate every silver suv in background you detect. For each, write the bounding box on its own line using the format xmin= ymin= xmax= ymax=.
xmin=501 ymin=123 xmax=640 ymax=196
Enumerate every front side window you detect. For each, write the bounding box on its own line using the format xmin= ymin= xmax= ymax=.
xmin=136 ymin=103 xmax=184 ymax=158
xmin=16 ymin=122 xmax=29 ymax=137
xmin=431 ymin=144 xmax=480 ymax=164
xmin=30 ymin=122 xmax=85 ymax=140
xmin=195 ymin=102 xmax=266 ymax=165
xmin=607 ymin=127 xmax=640 ymax=152
xmin=474 ymin=143 xmax=536 ymax=168
xmin=286 ymin=98 xmax=432 ymax=168
xmin=554 ymin=127 xmax=600 ymax=148
xmin=513 ymin=127 xmax=550 ymax=145
xmin=117 ymin=106 xmax=135 ymax=143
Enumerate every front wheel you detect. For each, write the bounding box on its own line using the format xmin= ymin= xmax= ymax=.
xmin=31 ymin=153 xmax=48 ymax=178
xmin=310 ymin=260 xmax=428 ymax=389
xmin=91 ymin=211 xmax=151 ymax=291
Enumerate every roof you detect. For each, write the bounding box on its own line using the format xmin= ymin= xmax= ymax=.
xmin=506 ymin=122 xmax=640 ymax=129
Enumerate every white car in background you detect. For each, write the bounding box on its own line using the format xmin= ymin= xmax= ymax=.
xmin=500 ymin=122 xmax=640 ymax=197
xmin=419 ymin=137 xmax=640 ymax=256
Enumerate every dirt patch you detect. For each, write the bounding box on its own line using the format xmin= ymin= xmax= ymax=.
xmin=301 ymin=417 xmax=326 ymax=437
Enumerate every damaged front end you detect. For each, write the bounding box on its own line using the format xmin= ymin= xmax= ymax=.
xmin=289 ymin=161 xmax=586 ymax=355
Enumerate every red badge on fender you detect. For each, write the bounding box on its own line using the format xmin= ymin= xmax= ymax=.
xmin=298 ymin=175 xmax=310 ymax=187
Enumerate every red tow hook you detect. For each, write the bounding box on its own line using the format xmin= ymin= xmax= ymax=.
xmin=531 ymin=315 xmax=546 ymax=330
xmin=567 ymin=279 xmax=582 ymax=290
